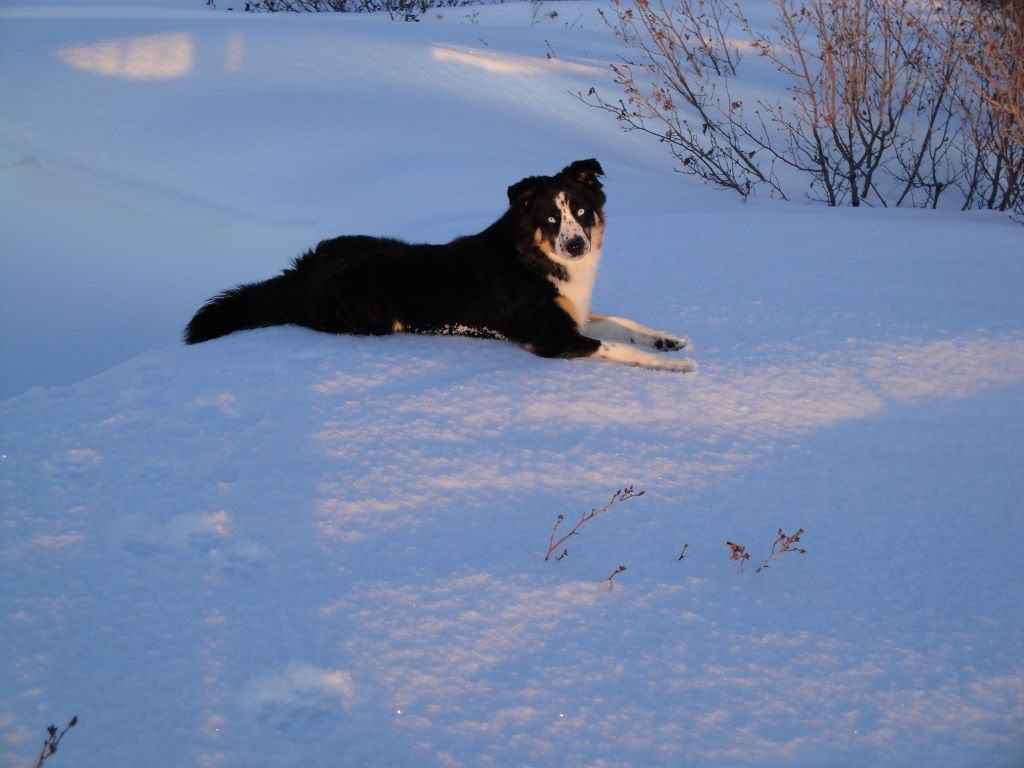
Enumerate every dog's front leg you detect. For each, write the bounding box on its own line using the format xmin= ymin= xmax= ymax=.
xmin=513 ymin=304 xmax=693 ymax=372
xmin=585 ymin=313 xmax=689 ymax=352
xmin=592 ymin=341 xmax=695 ymax=371
xmin=527 ymin=335 xmax=695 ymax=372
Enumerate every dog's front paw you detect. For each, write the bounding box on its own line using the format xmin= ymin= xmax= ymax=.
xmin=654 ymin=335 xmax=689 ymax=352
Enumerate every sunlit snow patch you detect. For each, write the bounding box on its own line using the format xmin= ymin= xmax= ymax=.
xmin=431 ymin=44 xmax=602 ymax=76
xmin=58 ymin=32 xmax=194 ymax=80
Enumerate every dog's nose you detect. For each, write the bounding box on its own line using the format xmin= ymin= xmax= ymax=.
xmin=566 ymin=237 xmax=586 ymax=257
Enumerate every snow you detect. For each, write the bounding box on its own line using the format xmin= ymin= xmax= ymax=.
xmin=1 ymin=2 xmax=1023 ymax=767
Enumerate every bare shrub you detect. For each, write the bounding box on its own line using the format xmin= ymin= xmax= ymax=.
xmin=961 ymin=0 xmax=1024 ymax=142
xmin=581 ymin=0 xmax=786 ymax=199
xmin=587 ymin=0 xmax=1023 ymax=215
xmin=211 ymin=0 xmax=478 ymax=20
xmin=742 ymin=0 xmax=933 ymax=207
xmin=890 ymin=2 xmax=968 ymax=208
xmin=951 ymin=0 xmax=1024 ymax=215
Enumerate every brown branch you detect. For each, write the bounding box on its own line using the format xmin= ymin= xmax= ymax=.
xmin=756 ymin=528 xmax=808 ymax=573
xmin=544 ymin=486 xmax=646 ymax=561
xmin=32 ymin=716 xmax=78 ymax=768
xmin=606 ymin=564 xmax=627 ymax=588
xmin=725 ymin=541 xmax=750 ymax=573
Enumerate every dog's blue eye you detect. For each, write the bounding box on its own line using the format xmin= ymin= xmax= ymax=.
xmin=577 ymin=208 xmax=586 ymax=216
xmin=547 ymin=216 xmax=557 ymax=224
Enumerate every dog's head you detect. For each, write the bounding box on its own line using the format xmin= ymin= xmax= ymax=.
xmin=507 ymin=159 xmax=606 ymax=266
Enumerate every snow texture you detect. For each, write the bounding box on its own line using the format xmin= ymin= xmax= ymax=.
xmin=1 ymin=2 xmax=1023 ymax=767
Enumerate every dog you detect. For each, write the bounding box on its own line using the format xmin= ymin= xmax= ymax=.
xmin=184 ymin=159 xmax=693 ymax=372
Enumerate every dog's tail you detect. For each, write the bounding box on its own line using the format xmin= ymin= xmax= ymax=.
xmin=184 ymin=272 xmax=298 ymax=345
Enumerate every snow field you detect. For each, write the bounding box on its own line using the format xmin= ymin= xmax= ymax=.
xmin=1 ymin=2 xmax=1023 ymax=767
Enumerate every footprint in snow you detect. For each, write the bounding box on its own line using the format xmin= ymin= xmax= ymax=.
xmin=241 ymin=664 xmax=355 ymax=732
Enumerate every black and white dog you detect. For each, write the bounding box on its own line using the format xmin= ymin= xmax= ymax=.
xmin=185 ymin=159 xmax=693 ymax=372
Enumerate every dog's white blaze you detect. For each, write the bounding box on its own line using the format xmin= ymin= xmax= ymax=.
xmin=551 ymin=254 xmax=600 ymax=329
xmin=553 ymin=192 xmax=589 ymax=259
xmin=547 ymin=193 xmax=600 ymax=328
xmin=591 ymin=342 xmax=696 ymax=372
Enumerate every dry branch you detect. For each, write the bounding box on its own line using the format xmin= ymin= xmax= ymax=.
xmin=756 ymin=528 xmax=807 ymax=572
xmin=606 ymin=564 xmax=627 ymax=588
xmin=32 ymin=716 xmax=77 ymax=768
xmin=545 ymin=486 xmax=645 ymax=561
xmin=726 ymin=541 xmax=750 ymax=573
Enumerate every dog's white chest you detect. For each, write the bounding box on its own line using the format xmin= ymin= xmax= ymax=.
xmin=550 ymin=248 xmax=601 ymax=329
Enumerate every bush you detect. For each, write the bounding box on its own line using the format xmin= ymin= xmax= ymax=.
xmin=209 ymin=0 xmax=480 ymax=22
xmin=584 ymin=0 xmax=1023 ymax=217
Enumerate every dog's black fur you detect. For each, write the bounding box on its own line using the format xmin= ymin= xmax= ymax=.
xmin=185 ymin=159 xmax=609 ymax=359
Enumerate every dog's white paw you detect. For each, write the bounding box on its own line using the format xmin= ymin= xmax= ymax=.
xmin=593 ymin=342 xmax=696 ymax=372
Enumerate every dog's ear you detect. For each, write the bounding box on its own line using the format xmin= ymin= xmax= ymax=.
xmin=561 ymin=158 xmax=605 ymax=189
xmin=507 ymin=176 xmax=545 ymax=208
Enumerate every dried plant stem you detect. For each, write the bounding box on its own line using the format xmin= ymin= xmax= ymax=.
xmin=756 ymin=528 xmax=807 ymax=572
xmin=726 ymin=541 xmax=750 ymax=573
xmin=545 ymin=486 xmax=646 ymax=561
xmin=33 ymin=716 xmax=78 ymax=768
xmin=606 ymin=565 xmax=627 ymax=588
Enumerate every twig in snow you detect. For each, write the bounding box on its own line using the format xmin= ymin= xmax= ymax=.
xmin=32 ymin=716 xmax=77 ymax=768
xmin=544 ymin=486 xmax=646 ymax=561
xmin=726 ymin=541 xmax=750 ymax=573
xmin=606 ymin=565 xmax=626 ymax=588
xmin=756 ymin=528 xmax=807 ymax=573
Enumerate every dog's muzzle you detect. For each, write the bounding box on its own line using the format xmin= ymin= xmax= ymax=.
xmin=564 ymin=236 xmax=588 ymax=258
